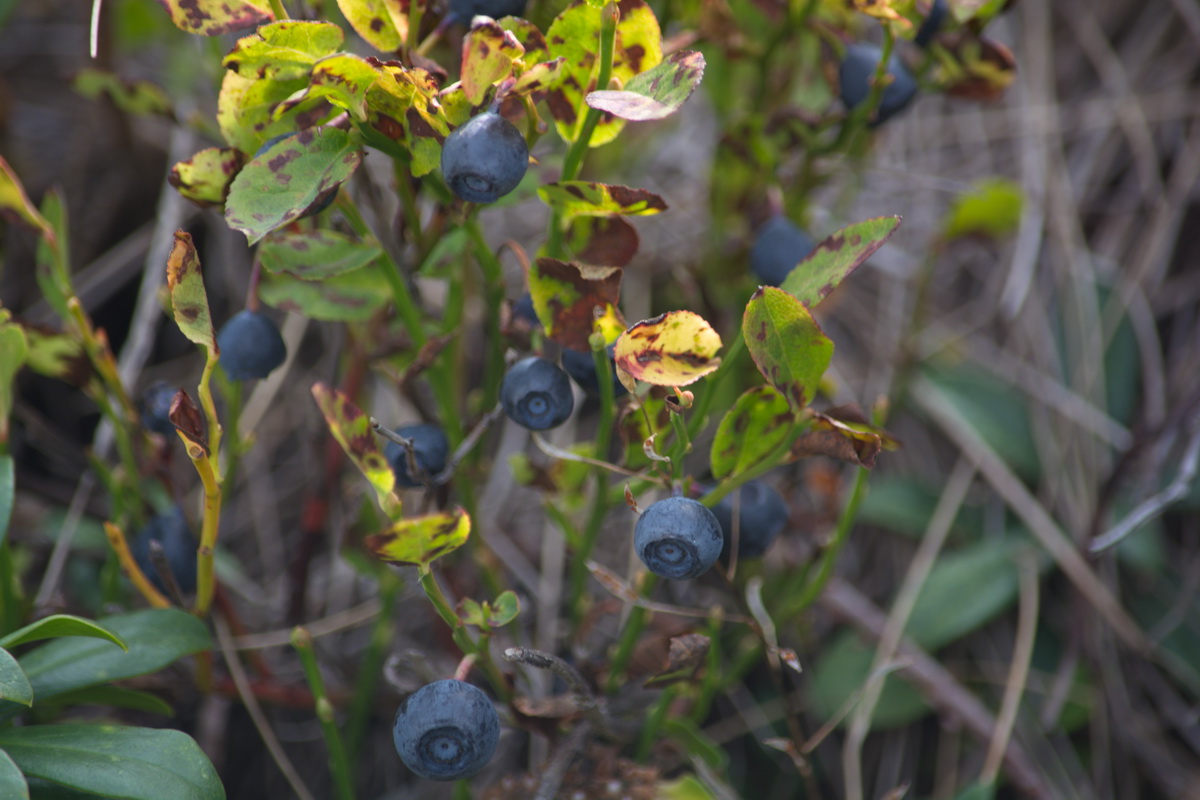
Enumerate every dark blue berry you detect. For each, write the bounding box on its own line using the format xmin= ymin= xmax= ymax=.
xmin=711 ymin=480 xmax=789 ymax=561
xmin=750 ymin=216 xmax=817 ymax=287
xmin=140 ymin=381 xmax=179 ymax=436
xmin=634 ymin=496 xmax=723 ymax=580
xmin=500 ymin=356 xmax=574 ymax=430
xmin=393 ymin=679 xmax=499 ymax=781
xmin=132 ymin=508 xmax=197 ymax=595
xmin=449 ymin=0 xmax=527 ymax=22
xmin=216 ymin=309 xmax=287 ymax=381
xmin=384 ymin=424 xmax=450 ymax=488
xmin=561 ymin=345 xmax=628 ymax=398
xmin=839 ymin=43 xmax=918 ymax=126
xmin=511 ymin=292 xmax=539 ymax=328
xmin=441 ymin=112 xmax=529 ymax=204
xmin=914 ymin=0 xmax=947 ymax=48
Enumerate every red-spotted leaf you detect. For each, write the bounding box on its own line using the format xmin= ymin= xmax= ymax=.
xmin=792 ymin=410 xmax=883 ymax=468
xmin=217 ymin=70 xmax=338 ymax=155
xmin=165 ymin=232 xmax=216 ymax=351
xmin=462 ymin=17 xmax=524 ymax=105
xmin=363 ymin=61 xmax=449 ymax=176
xmin=743 ymin=287 xmax=832 ymax=410
xmin=365 ymin=507 xmax=470 ymax=567
xmin=529 ymin=258 xmax=625 ymax=351
xmin=0 ymin=156 xmax=52 ymax=238
xmin=538 ymin=182 xmax=667 ymax=222
xmin=225 ymin=126 xmax=362 ymax=244
xmin=259 ymin=267 xmax=392 ymax=321
xmin=779 ymin=216 xmax=900 ymax=308
xmin=710 ymin=385 xmax=796 ymax=479
xmin=336 ymin=0 xmax=405 ymax=52
xmin=223 ymin=20 xmax=344 ymax=80
xmin=586 ymin=50 xmax=705 ymax=121
xmin=566 ymin=215 xmax=639 ymax=267
xmin=545 ymin=0 xmax=662 ymax=146
xmin=259 ymin=230 xmax=382 ymax=279
xmin=278 ymin=53 xmax=382 ymax=122
xmin=512 ymin=58 xmax=567 ymax=97
xmin=168 ymin=147 xmax=246 ymax=207
xmin=153 ymin=0 xmax=272 ymax=36
xmin=312 ymin=383 xmax=400 ymax=516
xmin=614 ymin=311 xmax=722 ymax=387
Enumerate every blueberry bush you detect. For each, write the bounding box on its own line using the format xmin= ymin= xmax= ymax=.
xmin=3 ymin=0 xmax=1199 ymax=798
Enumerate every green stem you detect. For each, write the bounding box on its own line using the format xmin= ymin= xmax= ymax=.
xmin=292 ymin=627 xmax=357 ymax=800
xmin=266 ymin=0 xmax=288 ymax=20
xmin=464 ymin=219 xmax=507 ymax=411
xmin=788 ymin=465 xmax=870 ymax=614
xmin=191 ymin=453 xmax=223 ymax=617
xmin=418 ymin=566 xmax=510 ymax=702
xmin=636 ymin=685 xmax=677 ymax=761
xmin=668 ymin=411 xmax=691 ymax=482
xmin=687 ymin=330 xmax=745 ymax=440
xmin=605 ymin=573 xmax=657 ymax=693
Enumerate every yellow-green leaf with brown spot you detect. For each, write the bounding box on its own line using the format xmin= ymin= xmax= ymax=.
xmin=742 ymin=287 xmax=832 ymax=410
xmin=779 ymin=216 xmax=900 ymax=309
xmin=710 ymin=386 xmax=797 ymax=480
xmin=166 ymin=232 xmax=217 ymax=352
xmin=312 ymin=383 xmax=400 ymax=516
xmin=168 ymin=147 xmax=246 ymax=207
xmin=365 ymin=507 xmax=470 ymax=566
xmin=529 ymin=258 xmax=625 ymax=352
xmin=614 ymin=310 xmax=722 ymax=388
xmin=154 ymin=0 xmax=273 ymax=36
xmin=462 ymin=17 xmax=524 ymax=105
xmin=538 ymin=182 xmax=667 ymax=222
xmin=223 ymin=20 xmax=344 ymax=81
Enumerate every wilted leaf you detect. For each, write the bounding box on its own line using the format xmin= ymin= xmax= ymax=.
xmin=614 ymin=311 xmax=722 ymax=387
xmin=259 ymin=229 xmax=382 ymax=279
xmin=225 ymin=126 xmax=363 ymax=244
xmin=169 ymin=390 xmax=208 ymax=458
xmin=710 ymin=386 xmax=796 ymax=479
xmin=73 ymin=69 xmax=173 ymax=117
xmin=791 ymin=410 xmax=882 ymax=468
xmin=779 ymin=216 xmax=900 ymax=309
xmin=538 ymin=181 xmax=667 ymax=221
xmin=311 ymin=383 xmax=400 ymax=516
xmin=336 ymin=0 xmax=405 ymax=52
xmin=545 ymin=0 xmax=663 ymax=147
xmin=586 ymin=50 xmax=705 ymax=121
xmin=259 ymin=266 xmax=392 ymax=321
xmin=645 ymin=633 xmax=710 ymax=687
xmin=222 ymin=20 xmax=344 ymax=80
xmin=278 ymin=53 xmax=382 ymax=122
xmin=943 ymin=178 xmax=1022 ymax=240
xmin=168 ymin=147 xmax=245 ymax=207
xmin=566 ymin=215 xmax=639 ymax=267
xmin=363 ymin=60 xmax=449 ymax=176
xmin=528 ymin=258 xmax=624 ymax=351
xmin=153 ymin=0 xmax=272 ymax=36
xmin=217 ymin=70 xmax=337 ymax=155
xmin=365 ymin=507 xmax=471 ymax=566
xmin=743 ymin=287 xmax=833 ymax=409
xmin=462 ymin=17 xmax=524 ymax=105
xmin=165 ymin=232 xmax=216 ymax=351
xmin=0 ymin=156 xmax=52 ymax=237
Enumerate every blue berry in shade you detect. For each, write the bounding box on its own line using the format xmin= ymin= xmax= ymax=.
xmin=750 ymin=215 xmax=817 ymax=287
xmin=914 ymin=0 xmax=948 ymax=48
xmin=838 ymin=43 xmax=919 ymax=127
xmin=500 ymin=356 xmax=575 ymax=430
xmin=511 ymin=292 xmax=539 ymax=327
xmin=449 ymin=0 xmax=527 ymax=22
xmin=216 ymin=309 xmax=287 ymax=381
xmin=393 ymin=679 xmax=500 ymax=781
xmin=711 ymin=480 xmax=790 ymax=562
xmin=561 ymin=345 xmax=628 ymax=398
xmin=132 ymin=508 xmax=197 ymax=595
xmin=441 ymin=111 xmax=529 ymax=204
xmin=140 ymin=381 xmax=178 ymax=436
xmin=634 ymin=496 xmax=724 ymax=580
xmin=384 ymin=424 xmax=450 ymax=487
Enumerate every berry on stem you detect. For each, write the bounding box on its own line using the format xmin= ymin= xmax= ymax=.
xmin=711 ymin=480 xmax=789 ymax=561
xmin=750 ymin=216 xmax=817 ymax=287
xmin=393 ymin=679 xmax=500 ymax=781
xmin=132 ymin=508 xmax=198 ymax=595
xmin=140 ymin=381 xmax=178 ymax=436
xmin=384 ymin=423 xmax=450 ymax=487
xmin=634 ymin=496 xmax=723 ymax=580
xmin=561 ymin=345 xmax=628 ymax=398
xmin=839 ymin=43 xmax=919 ymax=127
xmin=441 ymin=111 xmax=529 ymax=204
xmin=216 ymin=309 xmax=287 ymax=381
xmin=500 ymin=356 xmax=575 ymax=430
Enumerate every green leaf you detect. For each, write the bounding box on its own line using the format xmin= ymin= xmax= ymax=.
xmin=223 ymin=20 xmax=344 ymax=81
xmin=259 ymin=229 xmax=383 ymax=280
xmin=12 ymin=609 xmax=210 ymax=705
xmin=462 ymin=17 xmax=523 ymax=105
xmin=279 ymin=54 xmax=382 ymax=123
xmin=810 ymin=631 xmax=929 ymax=729
xmin=489 ymin=591 xmax=520 ymax=627
xmin=0 ymin=748 xmax=28 ymax=800
xmin=528 ymin=258 xmax=625 ymax=352
xmin=0 ymin=648 xmax=33 ymax=707
xmin=545 ymin=0 xmax=663 ymax=147
xmin=0 ymin=156 xmax=52 ymax=239
xmin=259 ymin=266 xmax=391 ymax=321
xmin=44 ymin=685 xmax=173 ymax=716
xmin=0 ymin=314 xmax=28 ymax=446
xmin=656 ymin=775 xmax=716 ymax=800
xmin=779 ymin=216 xmax=901 ymax=308
xmin=742 ymin=286 xmax=833 ymax=409
xmin=954 ymin=782 xmax=997 ymax=800
xmin=586 ymin=50 xmax=705 ymax=121
xmin=0 ymin=455 xmax=12 ymax=547
xmin=168 ymin=147 xmax=246 ymax=207
xmin=166 ymin=232 xmax=217 ymax=352
xmin=0 ymin=615 xmax=126 ymax=651
xmin=72 ymin=69 xmax=173 ymax=117
xmin=33 ymin=191 xmax=72 ymax=323
xmin=336 ymin=0 xmax=404 ymax=52
xmin=363 ymin=62 xmax=450 ymax=177
xmin=943 ymin=178 xmax=1022 ymax=240
xmin=365 ymin=507 xmax=471 ymax=567
xmin=226 ymin=127 xmax=362 ymax=244
xmin=0 ymin=725 xmax=223 ymax=800
xmin=614 ymin=311 xmax=723 ymax=388
xmin=311 ymin=383 xmax=400 ymax=517
xmin=155 ymin=0 xmax=272 ymax=36
xmin=660 ymin=717 xmax=727 ymax=771
xmin=538 ymin=181 xmax=667 ymax=222
xmin=217 ymin=71 xmax=337 ymax=156
xmin=21 ymin=328 xmax=87 ymax=386
xmin=710 ymin=386 xmax=795 ymax=479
